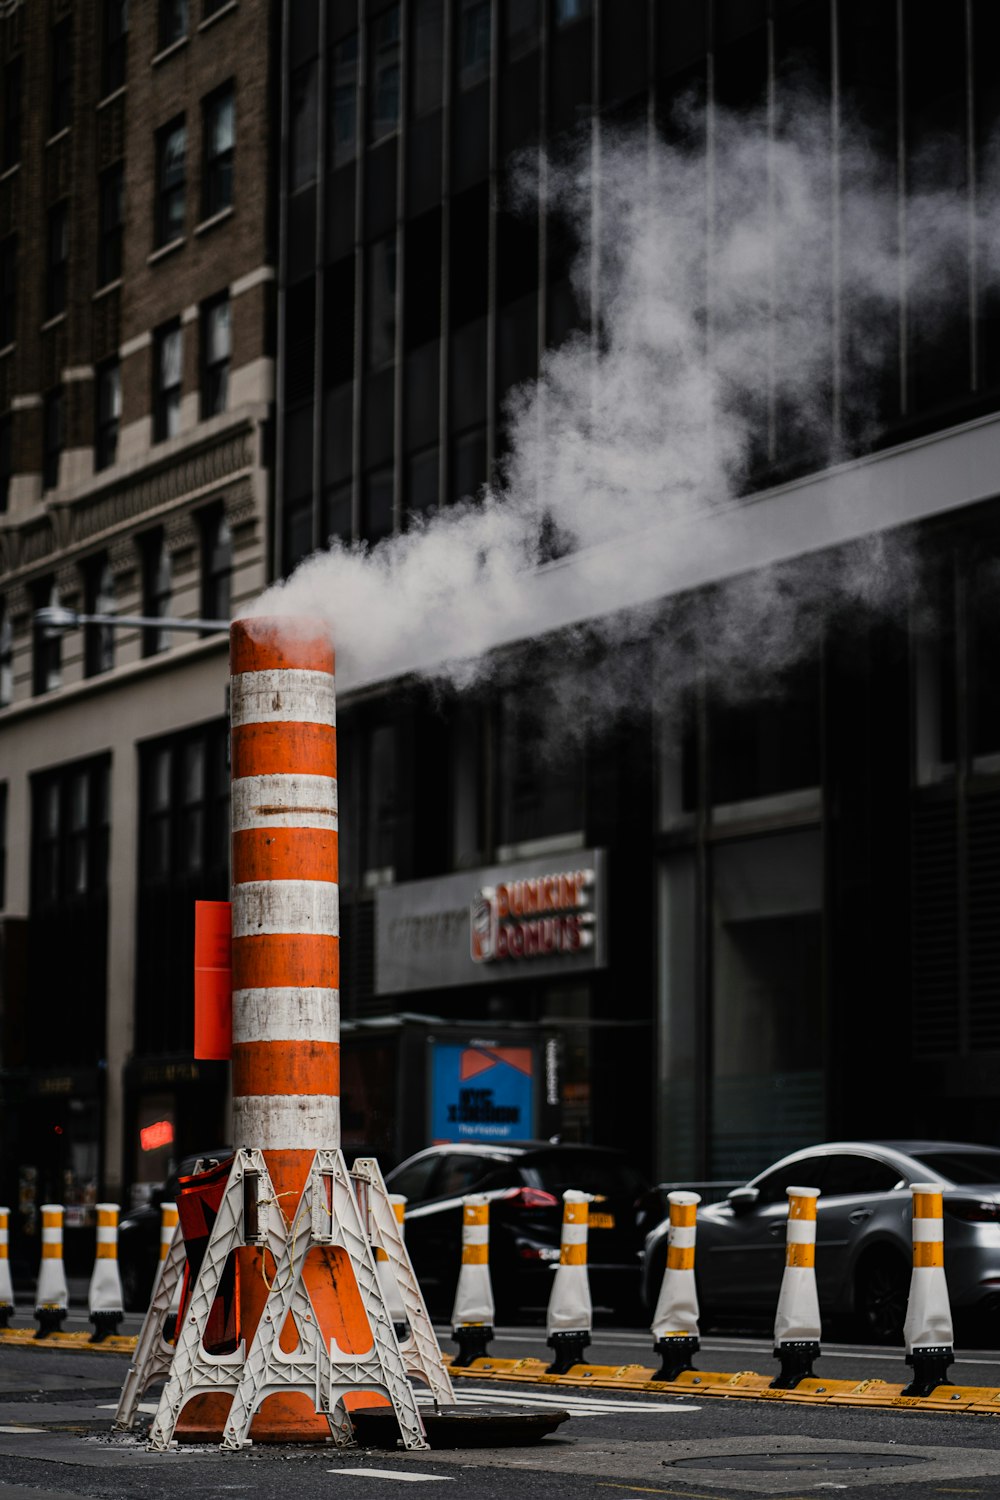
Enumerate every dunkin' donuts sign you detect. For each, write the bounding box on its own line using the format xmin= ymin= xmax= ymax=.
xmin=470 ymin=869 xmax=595 ymax=964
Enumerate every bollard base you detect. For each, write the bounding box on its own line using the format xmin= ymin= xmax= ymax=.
xmin=0 ymin=1304 xmax=12 ymax=1330
xmin=351 ymin=1402 xmax=569 ymax=1449
xmin=34 ymin=1306 xmax=66 ymax=1339
xmin=452 ymin=1324 xmax=494 ymax=1368
xmin=903 ymin=1344 xmax=954 ymax=1398
xmin=546 ymin=1330 xmax=590 ymax=1375
xmin=771 ymin=1339 xmax=820 ymax=1389
xmin=653 ymin=1334 xmax=700 ymax=1382
xmin=392 ymin=1320 xmax=410 ymax=1344
xmin=89 ymin=1311 xmax=124 ymax=1344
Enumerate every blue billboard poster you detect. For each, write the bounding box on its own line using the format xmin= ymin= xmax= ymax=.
xmin=430 ymin=1043 xmax=535 ymax=1144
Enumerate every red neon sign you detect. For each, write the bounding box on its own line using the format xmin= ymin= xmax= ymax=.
xmin=140 ymin=1119 xmax=174 ymax=1153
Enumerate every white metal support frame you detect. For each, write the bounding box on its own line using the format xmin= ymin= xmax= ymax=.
xmin=113 ymin=1220 xmax=187 ymax=1430
xmin=350 ymin=1157 xmax=455 ymax=1406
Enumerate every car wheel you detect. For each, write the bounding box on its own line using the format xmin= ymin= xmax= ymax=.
xmin=855 ymin=1250 xmax=908 ymax=1344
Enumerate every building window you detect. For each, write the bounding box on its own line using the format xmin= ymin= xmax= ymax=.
xmin=369 ymin=5 xmax=401 ymax=143
xmin=367 ymin=236 xmax=397 ymax=368
xmin=0 ymin=414 xmax=10 ymax=514
xmin=155 ymin=116 xmax=186 ymax=246
xmin=141 ymin=530 xmax=172 ymax=656
xmin=158 ymin=0 xmax=188 ymax=50
xmin=153 ymin=320 xmax=182 ymax=441
xmin=496 ymin=692 xmax=584 ymax=854
xmin=288 ymin=62 xmax=318 ymax=192
xmin=202 ymin=83 xmax=234 ymax=219
xmin=330 ymin=33 xmax=358 ymax=165
xmin=46 ymin=203 xmax=68 ymax=320
xmin=31 ymin=759 xmax=109 ymax=907
xmin=200 ymin=507 xmax=232 ymax=623
xmin=3 ymin=56 xmax=22 ymax=170
xmin=102 ymin=0 xmax=128 ymax=95
xmin=95 ymin=360 xmax=121 ymax=471
xmin=0 ymin=235 xmax=16 ymax=348
xmin=554 ymin=0 xmax=590 ymax=23
xmin=364 ymin=722 xmax=397 ymax=885
xmin=200 ymin=293 xmax=230 ymax=418
xmin=42 ymin=388 xmax=64 ymax=492
xmin=32 ymin=578 xmax=62 ymax=694
xmin=98 ymin=163 xmax=124 ymax=287
xmin=0 ymin=601 xmax=12 ymax=708
xmin=459 ymin=0 xmax=491 ymax=89
xmin=411 ymin=0 xmax=443 ymax=116
xmin=202 ymin=0 xmax=228 ymax=16
xmin=50 ymin=18 xmax=73 ymax=135
xmin=84 ymin=556 xmax=115 ymax=677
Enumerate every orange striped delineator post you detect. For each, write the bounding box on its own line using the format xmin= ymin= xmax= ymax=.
xmin=0 ymin=1206 xmax=14 ymax=1327
xmin=451 ymin=1195 xmax=495 ymax=1367
xmin=34 ymin=1204 xmax=68 ymax=1337
xmin=546 ymin=1190 xmax=592 ymax=1374
xmin=88 ymin=1203 xmax=125 ymax=1341
xmin=651 ymin=1191 xmax=701 ymax=1381
xmin=902 ymin=1182 xmax=955 ymax=1397
xmin=153 ymin=616 xmax=427 ymax=1452
xmin=771 ymin=1186 xmax=821 ymax=1388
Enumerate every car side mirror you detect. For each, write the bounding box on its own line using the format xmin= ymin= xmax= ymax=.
xmin=727 ymin=1186 xmax=760 ymax=1214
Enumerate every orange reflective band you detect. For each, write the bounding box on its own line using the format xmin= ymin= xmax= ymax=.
xmin=913 ymin=1193 xmax=943 ymax=1220
xmin=563 ymin=1203 xmax=589 ymax=1225
xmin=231 ymin=617 xmax=335 ymax=677
xmin=42 ymin=1244 xmax=61 ymax=1259
xmin=232 ymin=1039 xmax=341 ymax=1098
xmin=96 ymin=1243 xmax=116 ymax=1260
xmin=232 ymin=932 xmax=340 ymax=990
xmin=464 ymin=1206 xmax=489 ymax=1226
xmin=393 ymin=1202 xmax=405 ymax=1224
xmin=0 ymin=1247 xmax=7 ymax=1260
xmin=914 ymin=1241 xmax=944 ymax=1268
xmin=232 ymin=721 xmax=337 ymax=782
xmin=233 ymin=827 xmax=339 ymax=886
xmin=462 ymin=1245 xmax=489 ymax=1265
xmin=670 ymin=1204 xmax=697 ymax=1228
xmin=786 ymin=1243 xmax=815 ymax=1268
xmin=789 ymin=1196 xmax=817 ymax=1221
xmin=666 ymin=1246 xmax=695 ymax=1271
xmin=560 ymin=1243 xmax=587 ymax=1266
xmin=42 ymin=1213 xmax=61 ymax=1230
xmin=159 ymin=1243 xmax=169 ymax=1261
xmin=97 ymin=1211 xmax=116 ymax=1228
xmin=375 ymin=1247 xmax=388 ymax=1262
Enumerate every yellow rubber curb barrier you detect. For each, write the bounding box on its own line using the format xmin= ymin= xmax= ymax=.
xmin=0 ymin=1327 xmax=138 ymax=1354
xmin=443 ymin=1355 xmax=1000 ymax=1414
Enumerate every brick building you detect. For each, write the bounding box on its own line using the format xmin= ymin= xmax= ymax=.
xmin=0 ymin=0 xmax=277 ymax=1257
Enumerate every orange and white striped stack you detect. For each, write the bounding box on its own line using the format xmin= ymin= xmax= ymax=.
xmin=88 ymin=1202 xmax=125 ymax=1340
xmin=771 ymin=1185 xmax=821 ymax=1388
xmin=0 ymin=1206 xmax=13 ymax=1327
xmin=651 ymin=1191 xmax=701 ymax=1380
xmin=451 ymin=1195 xmax=495 ymax=1365
xmin=34 ymin=1204 xmax=68 ymax=1336
xmin=545 ymin=1190 xmax=592 ymax=1373
xmin=224 ymin=615 xmax=347 ymax=1440
xmin=902 ymin=1182 xmax=955 ymax=1396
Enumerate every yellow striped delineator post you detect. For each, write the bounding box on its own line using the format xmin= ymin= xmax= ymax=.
xmin=0 ymin=1207 xmax=13 ymax=1328
xmin=651 ymin=1191 xmax=701 ymax=1381
xmin=88 ymin=1203 xmax=125 ymax=1342
xmin=451 ymin=1194 xmax=495 ymax=1367
xmin=546 ymin=1190 xmax=592 ymax=1374
xmin=771 ymin=1186 xmax=821 ymax=1388
xmin=902 ymin=1182 xmax=955 ymax=1396
xmin=34 ymin=1204 xmax=69 ymax=1338
xmin=375 ymin=1193 xmax=409 ymax=1341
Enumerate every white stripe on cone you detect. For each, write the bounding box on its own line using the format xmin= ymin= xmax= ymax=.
xmin=904 ymin=1182 xmax=954 ymax=1353
xmin=651 ymin=1191 xmax=700 ymax=1341
xmin=35 ymin=1205 xmax=68 ymax=1312
xmin=546 ymin=1191 xmax=592 ymax=1337
xmin=773 ymin=1187 xmax=821 ymax=1347
xmin=88 ymin=1203 xmax=124 ymax=1316
xmin=451 ymin=1195 xmax=495 ymax=1328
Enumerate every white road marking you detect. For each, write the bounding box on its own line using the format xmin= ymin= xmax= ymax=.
xmin=431 ymin=1387 xmax=698 ymax=1415
xmin=0 ymin=1425 xmax=46 ymax=1434
xmin=328 ymin=1468 xmax=453 ymax=1483
xmin=97 ymin=1402 xmax=158 ymax=1414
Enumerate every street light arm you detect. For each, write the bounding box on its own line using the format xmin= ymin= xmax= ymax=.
xmin=34 ymin=606 xmax=230 ymax=634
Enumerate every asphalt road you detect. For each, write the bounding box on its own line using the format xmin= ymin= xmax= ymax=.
xmin=4 ymin=1322 xmax=1000 ymax=1500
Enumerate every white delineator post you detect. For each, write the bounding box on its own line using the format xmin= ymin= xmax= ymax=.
xmin=159 ymin=1201 xmax=182 ymax=1339
xmin=651 ymin=1191 xmax=701 ymax=1380
xmin=771 ymin=1186 xmax=821 ymax=1388
xmin=545 ymin=1190 xmax=592 ymax=1374
xmin=0 ymin=1207 xmax=13 ymax=1327
xmin=375 ymin=1194 xmax=409 ymax=1339
xmin=451 ymin=1194 xmax=495 ymax=1366
xmin=88 ymin=1203 xmax=125 ymax=1341
xmin=902 ymin=1182 xmax=955 ymax=1396
xmin=34 ymin=1204 xmax=68 ymax=1337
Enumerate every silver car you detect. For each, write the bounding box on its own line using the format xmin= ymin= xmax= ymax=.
xmin=642 ymin=1140 xmax=1000 ymax=1342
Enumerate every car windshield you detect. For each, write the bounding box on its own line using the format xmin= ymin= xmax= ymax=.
xmin=520 ymin=1151 xmax=645 ymax=1198
xmin=914 ymin=1150 xmax=1000 ymax=1185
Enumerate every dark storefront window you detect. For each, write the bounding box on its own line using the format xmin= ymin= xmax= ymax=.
xmin=136 ymin=722 xmax=229 ymax=1056
xmin=289 ymin=61 xmax=318 ymax=191
xmin=707 ymin=658 xmax=821 ymax=813
xmin=459 ymin=0 xmax=491 ymax=89
xmin=84 ymin=555 xmax=115 ymax=677
xmin=496 ymin=693 xmax=585 ymax=854
xmin=370 ymin=5 xmax=401 ymax=142
xmin=364 ymin=721 xmax=397 ymax=885
xmin=411 ymin=0 xmax=443 ymax=116
xmin=368 ymin=236 xmax=397 ymax=368
xmin=330 ymin=32 xmax=359 ymax=164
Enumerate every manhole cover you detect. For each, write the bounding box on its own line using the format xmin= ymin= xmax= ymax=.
xmin=351 ymin=1403 xmax=570 ymax=1449
xmin=669 ymin=1451 xmax=927 ymax=1473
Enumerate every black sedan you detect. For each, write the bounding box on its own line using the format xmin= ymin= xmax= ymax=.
xmin=385 ymin=1141 xmax=663 ymax=1320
